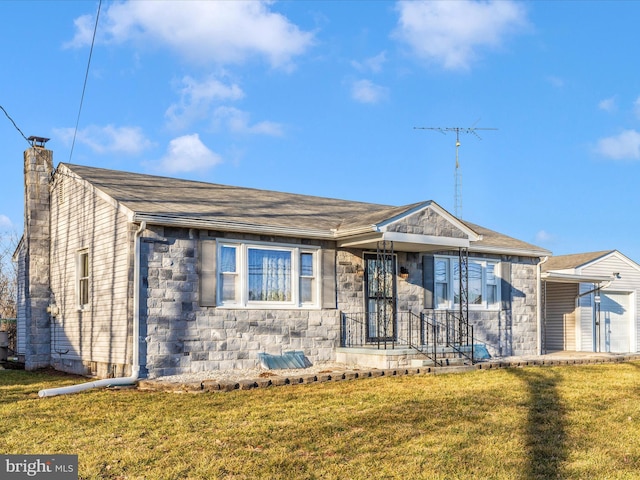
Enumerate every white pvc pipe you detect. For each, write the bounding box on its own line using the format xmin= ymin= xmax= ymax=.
xmin=39 ymin=221 xmax=146 ymax=398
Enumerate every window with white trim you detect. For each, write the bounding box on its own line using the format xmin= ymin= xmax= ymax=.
xmin=76 ymin=249 xmax=90 ymax=309
xmin=435 ymin=255 xmax=500 ymax=309
xmin=217 ymin=241 xmax=319 ymax=308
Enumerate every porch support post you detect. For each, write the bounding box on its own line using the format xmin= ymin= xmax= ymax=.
xmin=458 ymin=247 xmax=468 ymax=345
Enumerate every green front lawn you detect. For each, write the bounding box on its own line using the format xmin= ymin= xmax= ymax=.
xmin=1 ymin=362 xmax=640 ymax=479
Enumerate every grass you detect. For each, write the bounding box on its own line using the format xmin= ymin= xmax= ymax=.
xmin=2 ymin=362 xmax=640 ymax=479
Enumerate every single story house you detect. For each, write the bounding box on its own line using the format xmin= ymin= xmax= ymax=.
xmin=15 ymin=143 xmax=637 ymax=379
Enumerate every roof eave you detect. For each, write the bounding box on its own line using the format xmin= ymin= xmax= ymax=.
xmin=337 ymin=231 xmax=471 ymax=251
xmin=469 ymin=244 xmax=552 ymax=258
xmin=541 ymin=272 xmax=613 ymax=284
xmin=133 ymin=213 xmax=335 ymax=239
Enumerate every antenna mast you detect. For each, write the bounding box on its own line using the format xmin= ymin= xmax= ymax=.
xmin=414 ymin=125 xmax=497 ymax=219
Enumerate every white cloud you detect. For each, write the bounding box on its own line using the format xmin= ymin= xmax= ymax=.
xmin=394 ymin=0 xmax=528 ymax=70
xmin=634 ymin=96 xmax=640 ymax=119
xmin=68 ymin=1 xmax=314 ymax=69
xmin=351 ymin=51 xmax=387 ymax=73
xmin=598 ymin=96 xmax=617 ymax=112
xmin=212 ymin=107 xmax=284 ymax=136
xmin=351 ymin=80 xmax=388 ymax=104
xmin=0 ymin=215 xmax=13 ymax=230
xmin=166 ymin=75 xmax=245 ymax=130
xmin=53 ymin=125 xmax=153 ymax=155
xmin=65 ymin=14 xmax=95 ymax=49
xmin=157 ymin=134 xmax=222 ymax=173
xmin=595 ymin=130 xmax=640 ymax=160
xmin=535 ymin=230 xmax=554 ymax=243
xmin=546 ymin=75 xmax=565 ymax=89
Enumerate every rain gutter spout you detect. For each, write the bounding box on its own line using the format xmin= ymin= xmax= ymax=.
xmin=38 ymin=222 xmax=147 ymax=398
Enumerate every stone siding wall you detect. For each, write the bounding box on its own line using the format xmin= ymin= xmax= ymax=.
xmin=336 ymin=250 xmax=424 ymax=314
xmin=467 ymin=256 xmax=538 ymax=357
xmin=509 ymin=258 xmax=538 ymax=356
xmin=141 ymin=227 xmax=340 ymax=378
xmin=385 ymin=208 xmax=467 ymax=239
xmin=337 ymin=248 xmax=540 ymax=358
xmin=140 ymin=225 xmax=541 ymax=376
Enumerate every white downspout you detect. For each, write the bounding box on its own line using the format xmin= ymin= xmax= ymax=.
xmin=536 ymin=256 xmax=549 ymax=355
xmin=39 ymin=221 xmax=146 ymax=398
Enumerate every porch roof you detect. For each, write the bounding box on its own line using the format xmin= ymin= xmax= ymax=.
xmin=336 ymin=231 xmax=472 ymax=252
xmin=541 ymin=271 xmax=613 ymax=284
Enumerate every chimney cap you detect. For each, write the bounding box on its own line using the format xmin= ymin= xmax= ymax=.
xmin=27 ymin=136 xmax=50 ymax=148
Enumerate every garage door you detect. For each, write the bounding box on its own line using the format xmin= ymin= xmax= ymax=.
xmin=600 ymin=292 xmax=630 ymax=353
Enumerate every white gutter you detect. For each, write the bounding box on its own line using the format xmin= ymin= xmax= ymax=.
xmin=39 ymin=221 xmax=146 ymax=397
xmin=470 ymin=244 xmax=553 ymax=258
xmin=536 ymin=256 xmax=549 ymax=355
xmin=135 ymin=213 xmax=333 ymax=240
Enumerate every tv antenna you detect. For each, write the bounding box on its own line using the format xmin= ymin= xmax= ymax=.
xmin=414 ymin=125 xmax=497 ymax=219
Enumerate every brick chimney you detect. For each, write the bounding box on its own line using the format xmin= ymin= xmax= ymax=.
xmin=23 ymin=137 xmax=53 ymax=370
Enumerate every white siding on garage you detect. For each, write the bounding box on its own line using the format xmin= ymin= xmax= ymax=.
xmin=544 ymin=282 xmax=578 ymax=352
xmin=581 ymin=253 xmax=640 ymax=353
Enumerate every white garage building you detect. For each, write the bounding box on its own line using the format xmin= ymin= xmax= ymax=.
xmin=541 ymin=251 xmax=640 ymax=354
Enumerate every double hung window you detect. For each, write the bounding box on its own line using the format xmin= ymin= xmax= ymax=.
xmin=76 ymin=249 xmax=90 ymax=309
xmin=434 ymin=256 xmax=500 ymax=309
xmin=218 ymin=241 xmax=319 ymax=308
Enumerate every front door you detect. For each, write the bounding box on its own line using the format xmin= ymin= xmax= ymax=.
xmin=364 ymin=253 xmax=396 ymax=342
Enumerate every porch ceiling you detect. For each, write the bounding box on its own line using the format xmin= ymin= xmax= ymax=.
xmin=336 ymin=231 xmax=470 ymax=252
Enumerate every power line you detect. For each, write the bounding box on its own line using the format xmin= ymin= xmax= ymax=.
xmin=1 ymin=105 xmax=30 ymax=145
xmin=414 ymin=125 xmax=497 ymax=219
xmin=69 ymin=0 xmax=102 ymax=163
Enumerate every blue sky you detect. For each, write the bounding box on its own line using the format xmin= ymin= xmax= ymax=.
xmin=2 ymin=1 xmax=640 ymax=261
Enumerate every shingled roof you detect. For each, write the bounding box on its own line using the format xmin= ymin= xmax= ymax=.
xmin=60 ymin=163 xmax=549 ymax=256
xmin=463 ymin=221 xmax=550 ymax=256
xmin=62 ymin=163 xmax=419 ymax=233
xmin=542 ymin=251 xmax=615 ymax=272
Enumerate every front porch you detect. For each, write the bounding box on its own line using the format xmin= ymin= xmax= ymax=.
xmin=338 ymin=310 xmax=500 ymax=369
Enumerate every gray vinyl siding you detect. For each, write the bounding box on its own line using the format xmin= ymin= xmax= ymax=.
xmin=545 ymin=283 xmax=578 ymax=352
xmin=49 ymin=171 xmax=133 ymax=368
xmin=580 ymin=254 xmax=640 ymax=352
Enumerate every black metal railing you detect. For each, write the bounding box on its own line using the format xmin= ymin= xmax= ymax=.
xmin=422 ymin=310 xmax=474 ymax=363
xmin=340 ymin=311 xmax=442 ymax=365
xmin=340 ymin=311 xmax=397 ymax=350
xmin=341 ymin=309 xmax=487 ymax=365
